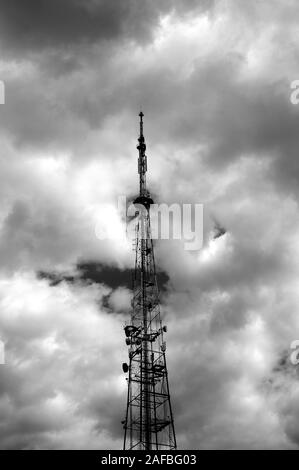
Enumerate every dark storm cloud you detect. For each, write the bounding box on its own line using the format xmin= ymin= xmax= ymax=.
xmin=0 ymin=0 xmax=214 ymax=54
xmin=0 ymin=0 xmax=155 ymax=51
xmin=38 ymin=261 xmax=170 ymax=290
xmin=213 ymin=221 xmax=226 ymax=240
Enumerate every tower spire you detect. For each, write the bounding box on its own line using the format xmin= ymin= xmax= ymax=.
xmin=139 ymin=111 xmax=144 ymax=137
xmin=122 ymin=114 xmax=177 ymax=450
xmin=137 ymin=111 xmax=147 ymax=197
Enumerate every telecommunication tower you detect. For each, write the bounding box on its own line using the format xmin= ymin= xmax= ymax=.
xmin=122 ymin=112 xmax=177 ymax=450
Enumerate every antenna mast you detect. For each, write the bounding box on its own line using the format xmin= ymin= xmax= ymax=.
xmin=122 ymin=113 xmax=177 ymax=450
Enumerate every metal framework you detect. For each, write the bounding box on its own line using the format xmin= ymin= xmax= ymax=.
xmin=122 ymin=112 xmax=177 ymax=450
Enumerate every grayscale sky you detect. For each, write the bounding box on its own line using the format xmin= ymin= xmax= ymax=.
xmin=0 ymin=0 xmax=299 ymax=449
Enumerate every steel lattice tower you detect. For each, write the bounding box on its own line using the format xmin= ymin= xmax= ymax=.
xmin=122 ymin=112 xmax=177 ymax=450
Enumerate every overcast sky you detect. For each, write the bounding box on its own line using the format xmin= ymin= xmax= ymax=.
xmin=0 ymin=0 xmax=299 ymax=450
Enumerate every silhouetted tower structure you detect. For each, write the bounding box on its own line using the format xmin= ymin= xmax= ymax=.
xmin=122 ymin=112 xmax=177 ymax=450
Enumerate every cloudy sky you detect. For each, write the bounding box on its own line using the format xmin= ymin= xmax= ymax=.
xmin=0 ymin=0 xmax=299 ymax=450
